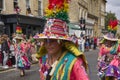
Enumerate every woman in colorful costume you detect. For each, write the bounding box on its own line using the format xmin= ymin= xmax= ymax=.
xmin=34 ymin=18 xmax=89 ymax=80
xmin=14 ymin=26 xmax=30 ymax=77
xmin=34 ymin=0 xmax=89 ymax=79
xmin=97 ymin=20 xmax=120 ymax=80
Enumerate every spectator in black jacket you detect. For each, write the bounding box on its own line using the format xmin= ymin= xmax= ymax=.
xmin=1 ymin=34 xmax=10 ymax=69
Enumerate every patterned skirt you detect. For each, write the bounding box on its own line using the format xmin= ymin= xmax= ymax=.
xmin=17 ymin=54 xmax=31 ymax=70
xmin=98 ymin=59 xmax=120 ymax=79
xmin=106 ymin=65 xmax=120 ymax=79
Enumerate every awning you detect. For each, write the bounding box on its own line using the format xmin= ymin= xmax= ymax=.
xmin=67 ymin=23 xmax=80 ymax=30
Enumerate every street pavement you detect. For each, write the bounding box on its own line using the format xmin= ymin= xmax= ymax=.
xmin=0 ymin=64 xmax=40 ymax=80
xmin=85 ymin=49 xmax=99 ymax=80
xmin=0 ymin=49 xmax=99 ymax=80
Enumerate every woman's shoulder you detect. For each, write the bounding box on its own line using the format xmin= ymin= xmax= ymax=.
xmin=74 ymin=57 xmax=83 ymax=65
xmin=70 ymin=57 xmax=89 ymax=80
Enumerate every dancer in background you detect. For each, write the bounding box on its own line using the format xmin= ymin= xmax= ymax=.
xmin=14 ymin=26 xmax=30 ymax=77
xmin=97 ymin=20 xmax=120 ymax=80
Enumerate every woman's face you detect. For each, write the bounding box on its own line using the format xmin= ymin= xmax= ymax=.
xmin=16 ymin=39 xmax=21 ymax=43
xmin=44 ymin=39 xmax=62 ymax=55
xmin=104 ymin=40 xmax=116 ymax=47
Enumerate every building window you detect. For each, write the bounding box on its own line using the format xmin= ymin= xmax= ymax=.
xmin=14 ymin=0 xmax=21 ymax=14
xmin=101 ymin=3 xmax=105 ymax=12
xmin=14 ymin=0 xmax=18 ymax=8
xmin=0 ymin=0 xmax=3 ymax=12
xmin=27 ymin=7 xmax=32 ymax=15
xmin=26 ymin=0 xmax=33 ymax=16
xmin=26 ymin=0 xmax=30 ymax=9
xmin=38 ymin=0 xmax=42 ymax=16
xmin=101 ymin=17 xmax=105 ymax=26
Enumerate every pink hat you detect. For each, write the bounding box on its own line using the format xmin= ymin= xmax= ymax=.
xmin=33 ymin=19 xmax=71 ymax=41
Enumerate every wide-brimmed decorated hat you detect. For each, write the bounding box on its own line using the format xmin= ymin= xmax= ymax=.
xmin=14 ymin=34 xmax=23 ymax=40
xmin=33 ymin=0 xmax=71 ymax=41
xmin=103 ymin=32 xmax=118 ymax=41
xmin=14 ymin=25 xmax=23 ymax=40
xmin=103 ymin=20 xmax=118 ymax=41
xmin=33 ymin=18 xmax=71 ymax=41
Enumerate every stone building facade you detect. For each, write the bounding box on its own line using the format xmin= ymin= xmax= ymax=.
xmin=42 ymin=0 xmax=106 ymax=37
xmin=0 ymin=0 xmax=106 ymax=37
xmin=1 ymin=0 xmax=41 ymax=16
xmin=68 ymin=0 xmax=107 ymax=37
xmin=68 ymin=0 xmax=88 ymax=37
xmin=0 ymin=0 xmax=46 ymax=37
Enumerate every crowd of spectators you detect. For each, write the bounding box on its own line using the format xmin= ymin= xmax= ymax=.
xmin=0 ymin=33 xmax=39 ymax=69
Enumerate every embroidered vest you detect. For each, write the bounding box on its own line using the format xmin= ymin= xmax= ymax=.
xmin=51 ymin=51 xmax=77 ymax=80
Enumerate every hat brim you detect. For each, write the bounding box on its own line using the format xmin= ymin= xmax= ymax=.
xmin=103 ymin=35 xmax=118 ymax=41
xmin=99 ymin=38 xmax=104 ymax=44
xmin=14 ymin=36 xmax=23 ymax=40
xmin=33 ymin=34 xmax=72 ymax=41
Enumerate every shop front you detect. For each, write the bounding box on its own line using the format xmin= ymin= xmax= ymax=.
xmin=1 ymin=14 xmax=46 ymax=38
